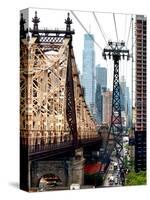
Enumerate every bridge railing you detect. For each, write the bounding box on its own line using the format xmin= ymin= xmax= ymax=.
xmin=25 ymin=137 xmax=102 ymax=154
xmin=28 ymin=140 xmax=73 ymax=154
xmin=20 ymin=130 xmax=100 ymax=143
xmin=20 ymin=130 xmax=102 ymax=154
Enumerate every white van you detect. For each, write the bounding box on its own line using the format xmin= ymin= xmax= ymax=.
xmin=109 ymin=176 xmax=114 ymax=185
xmin=70 ymin=184 xmax=80 ymax=190
xmin=115 ymin=177 xmax=118 ymax=185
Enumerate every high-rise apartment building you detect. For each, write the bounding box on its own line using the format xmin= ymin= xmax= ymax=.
xmin=82 ymin=34 xmax=95 ymax=114
xmin=135 ymin=15 xmax=147 ymax=172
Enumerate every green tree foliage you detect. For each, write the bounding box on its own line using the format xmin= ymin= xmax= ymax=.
xmin=125 ymin=171 xmax=146 ymax=186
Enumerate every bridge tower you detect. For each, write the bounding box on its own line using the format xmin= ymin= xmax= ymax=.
xmin=102 ymin=41 xmax=130 ymax=185
xmin=65 ymin=13 xmax=78 ymax=147
xmin=20 ymin=10 xmax=100 ymax=191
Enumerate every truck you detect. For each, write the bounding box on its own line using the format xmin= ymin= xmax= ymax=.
xmin=109 ymin=176 xmax=114 ymax=185
xmin=114 ymin=177 xmax=118 ymax=185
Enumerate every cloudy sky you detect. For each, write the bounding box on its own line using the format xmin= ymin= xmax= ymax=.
xmin=21 ymin=7 xmax=137 ymax=98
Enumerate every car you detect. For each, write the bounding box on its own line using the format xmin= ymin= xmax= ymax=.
xmin=109 ymin=175 xmax=114 ymax=181
xmin=109 ymin=175 xmax=114 ymax=185
xmin=109 ymin=181 xmax=113 ymax=186
xmin=113 ymin=162 xmax=118 ymax=170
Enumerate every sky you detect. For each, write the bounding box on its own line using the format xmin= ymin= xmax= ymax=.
xmin=21 ymin=7 xmax=137 ymax=99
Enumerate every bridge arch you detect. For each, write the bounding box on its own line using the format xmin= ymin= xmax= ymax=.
xmin=38 ymin=173 xmax=62 ymax=190
xmin=30 ymin=161 xmax=68 ymax=188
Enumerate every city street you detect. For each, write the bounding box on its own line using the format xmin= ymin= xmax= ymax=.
xmin=103 ymin=159 xmax=122 ymax=187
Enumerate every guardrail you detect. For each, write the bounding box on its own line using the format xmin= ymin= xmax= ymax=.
xmin=21 ymin=136 xmax=102 ymax=154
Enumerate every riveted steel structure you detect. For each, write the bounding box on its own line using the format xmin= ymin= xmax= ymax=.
xmin=20 ymin=11 xmax=106 ymax=190
xmin=20 ymin=12 xmax=100 ymax=159
xmin=102 ymin=41 xmax=130 ymax=185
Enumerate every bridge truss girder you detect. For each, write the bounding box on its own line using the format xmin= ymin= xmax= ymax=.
xmin=20 ymin=12 xmax=97 ymax=150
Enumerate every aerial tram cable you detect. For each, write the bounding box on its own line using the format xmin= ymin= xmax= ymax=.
xmin=126 ymin=16 xmax=132 ymax=47
xmin=113 ymin=13 xmax=119 ymax=42
xmin=130 ymin=39 xmax=136 ymax=55
xmin=124 ymin=15 xmax=127 ymax=42
xmin=70 ymin=10 xmax=103 ymax=51
xmin=92 ymin=12 xmax=108 ymax=45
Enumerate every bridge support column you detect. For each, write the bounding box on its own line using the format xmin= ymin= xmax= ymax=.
xmin=67 ymin=148 xmax=85 ymax=186
xmin=28 ymin=161 xmax=31 ymax=190
xmin=29 ymin=150 xmax=85 ymax=190
xmin=30 ymin=161 xmax=39 ymax=188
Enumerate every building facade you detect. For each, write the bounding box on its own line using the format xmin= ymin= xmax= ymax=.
xmin=102 ymin=91 xmax=112 ymax=125
xmin=134 ymin=15 xmax=147 ymax=172
xmin=120 ymin=76 xmax=126 ymax=111
xmin=95 ymin=65 xmax=107 ymax=124
xmin=119 ymin=76 xmax=131 ymax=128
xmin=96 ymin=64 xmax=107 ymax=89
xmin=95 ymin=83 xmax=102 ymax=124
xmin=82 ymin=34 xmax=95 ymax=114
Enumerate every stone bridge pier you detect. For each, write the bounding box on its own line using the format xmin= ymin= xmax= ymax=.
xmin=30 ymin=148 xmax=85 ymax=189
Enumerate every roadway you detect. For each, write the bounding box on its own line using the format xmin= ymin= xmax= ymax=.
xmin=103 ymin=159 xmax=122 ymax=187
xmin=103 ymin=136 xmax=129 ymax=187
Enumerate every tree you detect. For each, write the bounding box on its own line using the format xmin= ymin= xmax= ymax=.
xmin=125 ymin=171 xmax=146 ymax=186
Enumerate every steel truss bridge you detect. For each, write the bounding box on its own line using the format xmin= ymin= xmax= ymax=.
xmin=20 ymin=12 xmax=103 ymax=161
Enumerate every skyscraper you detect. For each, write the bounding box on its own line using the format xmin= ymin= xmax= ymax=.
xmin=82 ymin=34 xmax=95 ymax=114
xmin=120 ymin=76 xmax=126 ymax=111
xmin=95 ymin=65 xmax=107 ymax=124
xmin=96 ymin=64 xmax=107 ymax=89
xmin=95 ymin=83 xmax=102 ymax=124
xmin=119 ymin=76 xmax=131 ymax=128
xmin=126 ymin=86 xmax=131 ymax=128
xmin=134 ymin=15 xmax=146 ymax=172
xmin=102 ymin=91 xmax=112 ymax=125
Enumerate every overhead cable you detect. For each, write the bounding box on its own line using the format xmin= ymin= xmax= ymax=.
xmin=70 ymin=10 xmax=103 ymax=51
xmin=113 ymin=13 xmax=119 ymax=42
xmin=92 ymin=12 xmax=108 ymax=45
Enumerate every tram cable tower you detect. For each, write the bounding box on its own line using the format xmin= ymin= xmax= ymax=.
xmin=102 ymin=41 xmax=130 ymax=185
